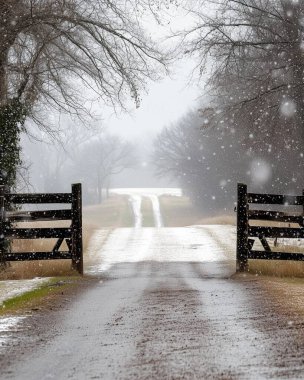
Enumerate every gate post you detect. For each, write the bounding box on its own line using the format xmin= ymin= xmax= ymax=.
xmin=236 ymin=183 xmax=249 ymax=272
xmin=71 ymin=183 xmax=83 ymax=274
xmin=302 ymin=189 xmax=304 ymax=217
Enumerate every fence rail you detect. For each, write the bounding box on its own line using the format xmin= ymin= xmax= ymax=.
xmin=7 ymin=209 xmax=72 ymax=222
xmin=0 ymin=183 xmax=83 ymax=274
xmin=6 ymin=193 xmax=73 ymax=204
xmin=247 ymin=193 xmax=304 ymax=205
xmin=236 ymin=183 xmax=304 ymax=272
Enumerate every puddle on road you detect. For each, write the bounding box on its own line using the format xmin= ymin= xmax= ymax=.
xmin=0 ymin=316 xmax=27 ymax=348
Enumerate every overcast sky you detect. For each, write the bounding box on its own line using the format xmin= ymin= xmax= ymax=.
xmin=26 ymin=5 xmax=203 ymax=143
xmin=102 ymin=59 xmax=201 ymax=140
xmin=100 ymin=5 xmax=203 ymax=141
xmin=22 ymin=4 xmax=204 ymax=191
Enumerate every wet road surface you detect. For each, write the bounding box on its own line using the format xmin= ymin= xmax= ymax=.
xmin=2 ymin=227 xmax=304 ymax=379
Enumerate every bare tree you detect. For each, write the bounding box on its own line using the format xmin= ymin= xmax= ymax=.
xmin=178 ymin=0 xmax=304 ymax=191
xmin=1 ymin=0 xmax=169 ymax=110
xmin=0 ymin=0 xmax=169 ymax=187
xmin=153 ymin=109 xmax=246 ymax=214
xmin=75 ymin=134 xmax=137 ymax=203
xmin=27 ymin=121 xmax=99 ymax=192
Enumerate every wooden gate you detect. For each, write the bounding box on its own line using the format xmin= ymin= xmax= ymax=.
xmin=0 ymin=183 xmax=83 ymax=274
xmin=236 ymin=183 xmax=304 ymax=272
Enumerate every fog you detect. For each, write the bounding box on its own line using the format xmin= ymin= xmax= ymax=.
xmin=20 ymin=75 xmax=194 ymax=195
xmin=1 ymin=0 xmax=301 ymax=268
xmin=20 ymin=6 xmax=201 ymax=203
xmin=21 ymin=127 xmax=178 ymax=201
xmin=9 ymin=0 xmax=304 ymax=217
xmin=2 ymin=3 xmax=304 ymax=377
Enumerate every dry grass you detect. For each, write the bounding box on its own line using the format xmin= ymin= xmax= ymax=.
xmin=249 ymin=239 xmax=304 ymax=278
xmin=196 ymin=214 xmax=236 ymax=225
xmin=249 ymin=259 xmax=304 ymax=278
xmin=159 ymin=195 xmax=202 ymax=227
xmin=249 ymin=220 xmax=299 ymax=227
xmin=83 ymin=195 xmax=132 ymax=228
xmin=159 ymin=195 xmax=235 ymax=227
xmin=247 ymin=218 xmax=304 ymax=278
xmin=0 ymin=222 xmax=96 ymax=280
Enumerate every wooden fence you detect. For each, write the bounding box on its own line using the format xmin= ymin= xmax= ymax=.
xmin=236 ymin=183 xmax=304 ymax=272
xmin=0 ymin=183 xmax=83 ymax=274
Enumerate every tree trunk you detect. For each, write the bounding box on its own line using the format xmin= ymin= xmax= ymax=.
xmin=0 ymin=61 xmax=7 ymax=107
xmin=97 ymin=173 xmax=103 ymax=204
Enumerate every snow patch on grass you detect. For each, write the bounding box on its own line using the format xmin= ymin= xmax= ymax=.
xmin=0 ymin=278 xmax=49 ymax=306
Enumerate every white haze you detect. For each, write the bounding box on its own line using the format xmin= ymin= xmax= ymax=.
xmin=21 ymin=6 xmax=202 ymax=193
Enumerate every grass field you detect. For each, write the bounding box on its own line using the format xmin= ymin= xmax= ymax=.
xmin=246 ymin=219 xmax=304 ymax=278
xmin=83 ymin=195 xmax=133 ymax=229
xmin=159 ymin=195 xmax=202 ymax=227
xmin=248 ymin=259 xmax=304 ymax=278
xmin=159 ymin=195 xmax=235 ymax=227
xmin=247 ymin=238 xmax=304 ymax=278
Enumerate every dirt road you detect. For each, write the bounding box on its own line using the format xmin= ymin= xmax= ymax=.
xmin=1 ymin=226 xmax=304 ymax=379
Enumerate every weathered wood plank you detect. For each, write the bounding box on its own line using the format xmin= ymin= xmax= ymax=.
xmin=66 ymin=238 xmax=72 ymax=251
xmin=52 ymin=237 xmax=64 ymax=252
xmin=259 ymin=237 xmax=271 ymax=252
xmin=248 ymin=250 xmax=304 ymax=261
xmin=7 ymin=209 xmax=72 ymax=222
xmin=248 ymin=210 xmax=304 ymax=225
xmin=6 ymin=193 xmax=72 ymax=204
xmin=249 ymin=226 xmax=304 ymax=238
xmin=6 ymin=228 xmax=72 ymax=239
xmin=247 ymin=193 xmax=304 ymax=205
xmin=4 ymin=251 xmax=72 ymax=261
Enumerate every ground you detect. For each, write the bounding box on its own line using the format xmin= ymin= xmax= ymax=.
xmin=0 ymin=190 xmax=304 ymax=379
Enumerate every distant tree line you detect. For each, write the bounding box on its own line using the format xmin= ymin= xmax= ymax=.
xmin=27 ymin=125 xmax=136 ymax=204
xmin=74 ymin=134 xmax=136 ymax=203
xmin=154 ymin=110 xmax=248 ymax=214
xmin=154 ymin=0 xmax=304 ymax=214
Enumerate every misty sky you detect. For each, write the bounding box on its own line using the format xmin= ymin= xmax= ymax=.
xmin=102 ymin=58 xmax=201 ymax=140
xmin=21 ymin=4 xmax=204 ymax=192
xmin=100 ymin=5 xmax=202 ymax=141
